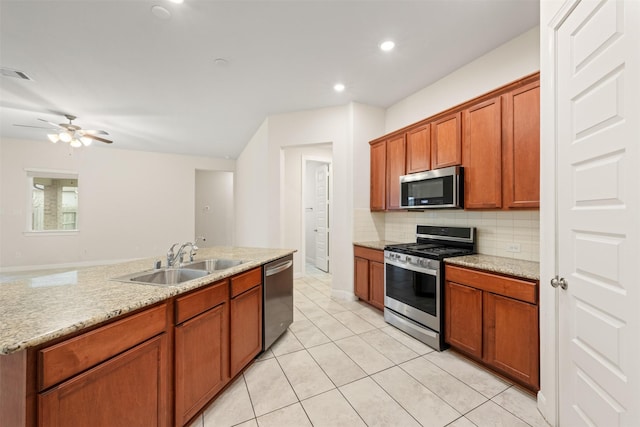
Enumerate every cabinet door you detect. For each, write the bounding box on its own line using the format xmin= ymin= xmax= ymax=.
xmin=39 ymin=334 xmax=168 ymax=427
xmin=386 ymin=135 xmax=406 ymax=210
xmin=503 ymin=82 xmax=540 ymax=209
xmin=354 ymin=257 xmax=369 ymax=301
xmin=484 ymin=292 xmax=539 ymax=390
xmin=406 ymin=124 xmax=431 ymax=173
xmin=175 ymin=303 xmax=229 ymax=426
xmin=230 ymin=285 xmax=263 ymax=377
xmin=445 ymin=281 xmax=483 ymax=358
xmin=463 ymin=97 xmax=503 ymax=209
xmin=369 ymin=261 xmax=385 ymax=311
xmin=370 ymin=140 xmax=386 ymax=211
xmin=431 ymin=112 xmax=462 ymax=169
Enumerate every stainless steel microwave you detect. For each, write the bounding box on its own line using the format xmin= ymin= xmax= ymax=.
xmin=399 ymin=166 xmax=463 ymax=209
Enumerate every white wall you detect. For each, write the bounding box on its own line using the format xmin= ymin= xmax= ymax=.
xmin=195 ymin=170 xmax=234 ymax=247
xmin=268 ymin=106 xmax=349 ymax=288
xmin=235 ymin=120 xmax=270 ymax=247
xmin=0 ymin=138 xmax=234 ymax=270
xmin=385 ymin=26 xmax=540 ymax=133
xmin=235 ymin=103 xmax=385 ymax=298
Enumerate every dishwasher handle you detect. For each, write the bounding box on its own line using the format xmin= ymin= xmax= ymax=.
xmin=265 ymin=260 xmax=293 ymax=277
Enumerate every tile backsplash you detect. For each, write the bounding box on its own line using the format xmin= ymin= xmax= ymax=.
xmin=354 ymin=208 xmax=540 ymax=262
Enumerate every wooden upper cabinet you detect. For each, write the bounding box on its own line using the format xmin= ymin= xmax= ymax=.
xmin=370 ymin=140 xmax=386 ymax=211
xmin=463 ymin=97 xmax=503 ymax=209
xmin=386 ymin=135 xmax=406 ymax=210
xmin=405 ymin=124 xmax=431 ymax=173
xmin=431 ymin=112 xmax=462 ymax=169
xmin=369 ymin=73 xmax=540 ymax=212
xmin=503 ymin=81 xmax=540 ymax=209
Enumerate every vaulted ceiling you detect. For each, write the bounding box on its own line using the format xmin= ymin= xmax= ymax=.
xmin=0 ymin=1 xmax=539 ymax=158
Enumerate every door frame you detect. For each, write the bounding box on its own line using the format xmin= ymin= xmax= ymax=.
xmin=301 ymin=156 xmax=332 ymax=277
xmin=541 ymin=1 xmax=640 ymax=425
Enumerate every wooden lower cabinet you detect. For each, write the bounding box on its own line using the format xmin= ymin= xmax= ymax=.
xmin=230 ymin=271 xmax=263 ymax=377
xmin=369 ymin=261 xmax=385 ymax=310
xmin=445 ymin=264 xmax=539 ymax=391
xmin=354 ymin=256 xmax=370 ymax=300
xmin=445 ymin=281 xmax=482 ymax=358
xmin=39 ymin=334 xmax=169 ymax=427
xmin=484 ymin=292 xmax=539 ymax=389
xmin=174 ymin=285 xmax=229 ymax=426
xmin=353 ymin=245 xmax=384 ymax=310
xmin=4 ymin=266 xmax=270 ymax=427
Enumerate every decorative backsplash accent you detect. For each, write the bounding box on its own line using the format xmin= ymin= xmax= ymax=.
xmin=354 ymin=208 xmax=540 ymax=262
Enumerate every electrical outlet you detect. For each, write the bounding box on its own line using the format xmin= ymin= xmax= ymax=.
xmin=506 ymin=243 xmax=521 ymax=253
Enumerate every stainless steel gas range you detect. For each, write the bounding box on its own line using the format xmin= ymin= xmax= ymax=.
xmin=384 ymin=225 xmax=476 ymax=351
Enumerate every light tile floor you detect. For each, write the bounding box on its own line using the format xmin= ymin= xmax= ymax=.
xmin=189 ymin=265 xmax=550 ymax=427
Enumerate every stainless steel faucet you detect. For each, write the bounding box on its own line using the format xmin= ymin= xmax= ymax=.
xmin=166 ymin=243 xmax=180 ymax=267
xmin=167 ymin=239 xmax=204 ymax=267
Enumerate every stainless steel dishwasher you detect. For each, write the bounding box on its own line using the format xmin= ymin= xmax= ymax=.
xmin=263 ymin=254 xmax=294 ymax=350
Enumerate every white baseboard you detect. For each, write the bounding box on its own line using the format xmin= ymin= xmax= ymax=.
xmin=536 ymin=390 xmax=556 ymax=427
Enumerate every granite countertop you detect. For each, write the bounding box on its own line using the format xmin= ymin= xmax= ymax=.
xmin=0 ymin=247 xmax=294 ymax=355
xmin=353 ymin=241 xmax=401 ymax=251
xmin=445 ymin=254 xmax=540 ymax=281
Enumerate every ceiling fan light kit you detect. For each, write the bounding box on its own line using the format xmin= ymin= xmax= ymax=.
xmin=15 ymin=114 xmax=113 ymax=147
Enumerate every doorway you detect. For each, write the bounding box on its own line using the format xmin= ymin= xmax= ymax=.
xmin=303 ymin=158 xmax=331 ymax=273
xmin=194 ymin=170 xmax=234 ymax=247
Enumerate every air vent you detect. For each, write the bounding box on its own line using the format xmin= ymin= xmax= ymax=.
xmin=1 ymin=68 xmax=32 ymax=81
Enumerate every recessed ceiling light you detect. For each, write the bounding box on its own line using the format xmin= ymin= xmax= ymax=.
xmin=168 ymin=0 xmax=184 ymax=3
xmin=380 ymin=40 xmax=395 ymax=52
xmin=334 ymin=83 xmax=345 ymax=92
xmin=214 ymin=58 xmax=229 ymax=67
xmin=151 ymin=5 xmax=171 ymax=20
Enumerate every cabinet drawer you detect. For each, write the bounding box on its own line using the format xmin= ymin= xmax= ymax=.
xmin=445 ymin=265 xmax=537 ymax=304
xmin=231 ymin=267 xmax=262 ymax=298
xmin=353 ymin=246 xmax=384 ymax=263
xmin=39 ymin=303 xmax=168 ymax=391
xmin=176 ymin=280 xmax=228 ymax=324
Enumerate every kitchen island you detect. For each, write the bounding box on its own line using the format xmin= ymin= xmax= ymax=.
xmin=0 ymin=246 xmax=295 ymax=427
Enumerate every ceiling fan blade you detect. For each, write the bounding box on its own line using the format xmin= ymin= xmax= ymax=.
xmin=37 ymin=118 xmax=63 ymax=128
xmin=83 ymin=134 xmax=113 ymax=144
xmin=13 ymin=124 xmax=59 ymax=130
xmin=78 ymin=129 xmax=109 ymax=136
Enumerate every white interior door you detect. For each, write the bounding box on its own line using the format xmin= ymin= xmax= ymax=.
xmin=314 ymin=164 xmax=329 ymax=272
xmin=555 ymin=1 xmax=640 ymax=425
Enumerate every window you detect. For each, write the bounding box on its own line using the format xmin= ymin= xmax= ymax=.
xmin=27 ymin=171 xmax=79 ymax=232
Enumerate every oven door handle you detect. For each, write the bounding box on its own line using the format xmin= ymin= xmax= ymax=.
xmin=385 ymin=258 xmax=438 ymax=276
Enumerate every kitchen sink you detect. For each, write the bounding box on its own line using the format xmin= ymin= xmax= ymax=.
xmin=181 ymin=258 xmax=245 ymax=271
xmin=112 ymin=268 xmax=210 ymax=286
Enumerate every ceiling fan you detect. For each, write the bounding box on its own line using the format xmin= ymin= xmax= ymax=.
xmin=14 ymin=114 xmax=113 ymax=147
